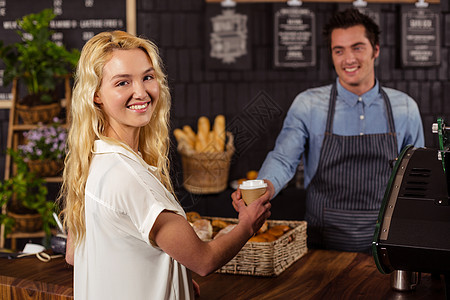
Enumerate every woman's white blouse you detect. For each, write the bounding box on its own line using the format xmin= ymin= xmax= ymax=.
xmin=74 ymin=140 xmax=194 ymax=300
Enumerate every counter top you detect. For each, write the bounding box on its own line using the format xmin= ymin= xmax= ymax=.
xmin=0 ymin=249 xmax=446 ymax=299
xmin=192 ymin=249 xmax=446 ymax=300
xmin=0 ymin=253 xmax=73 ymax=299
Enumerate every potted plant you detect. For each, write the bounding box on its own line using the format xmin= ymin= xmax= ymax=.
xmin=0 ymin=150 xmax=56 ymax=238
xmin=18 ymin=117 xmax=67 ymax=177
xmin=0 ymin=8 xmax=79 ymax=124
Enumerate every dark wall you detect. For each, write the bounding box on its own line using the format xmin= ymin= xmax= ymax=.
xmin=137 ymin=0 xmax=450 ymax=181
xmin=0 ymin=1 xmax=448 ymax=183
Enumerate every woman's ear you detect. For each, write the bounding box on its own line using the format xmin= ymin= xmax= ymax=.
xmin=94 ymin=93 xmax=102 ymax=105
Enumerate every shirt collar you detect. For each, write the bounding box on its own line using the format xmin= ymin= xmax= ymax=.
xmin=336 ymin=77 xmax=380 ymax=107
xmin=93 ymin=139 xmax=158 ymax=174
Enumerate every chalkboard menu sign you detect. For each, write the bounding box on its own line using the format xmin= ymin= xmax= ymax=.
xmin=205 ymin=5 xmax=252 ymax=70
xmin=274 ymin=6 xmax=316 ymax=68
xmin=0 ymin=0 xmax=127 ymax=100
xmin=401 ymin=6 xmax=440 ymax=67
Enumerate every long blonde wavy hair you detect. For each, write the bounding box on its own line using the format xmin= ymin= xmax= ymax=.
xmin=59 ymin=31 xmax=173 ymax=247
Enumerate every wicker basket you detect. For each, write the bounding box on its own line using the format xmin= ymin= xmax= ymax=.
xmin=16 ymin=102 xmax=61 ymax=124
xmin=178 ymin=132 xmax=234 ymax=194
xmin=26 ymin=159 xmax=64 ymax=177
xmin=208 ymin=217 xmax=308 ymax=276
xmin=8 ymin=211 xmax=43 ymax=233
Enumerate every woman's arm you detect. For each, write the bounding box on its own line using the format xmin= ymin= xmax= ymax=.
xmin=150 ymin=192 xmax=271 ymax=276
xmin=65 ymin=230 xmax=74 ymax=266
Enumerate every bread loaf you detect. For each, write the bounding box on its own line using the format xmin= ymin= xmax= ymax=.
xmin=213 ymin=115 xmax=226 ymax=152
xmin=266 ymin=227 xmax=284 ymax=238
xmin=195 ymin=116 xmax=211 ymax=152
xmin=249 ymin=235 xmax=268 ymax=242
xmin=197 ymin=116 xmax=210 ymax=137
xmin=192 ymin=219 xmax=213 ymax=241
xmin=258 ymin=232 xmax=277 ymax=242
xmin=174 ymin=115 xmax=227 ymax=153
xmin=211 ymin=219 xmax=230 ymax=229
xmin=186 ymin=211 xmax=201 ymax=223
xmin=174 ymin=128 xmax=194 ymax=148
xmin=182 ymin=125 xmax=197 ymax=144
xmin=195 ymin=134 xmax=209 ymax=152
xmin=270 ymin=225 xmax=291 ymax=234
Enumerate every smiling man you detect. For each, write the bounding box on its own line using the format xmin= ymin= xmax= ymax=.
xmin=233 ymin=8 xmax=424 ymax=252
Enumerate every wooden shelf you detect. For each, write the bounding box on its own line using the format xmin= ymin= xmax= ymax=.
xmin=44 ymin=177 xmax=63 ymax=183
xmin=6 ymin=229 xmax=57 ymax=250
xmin=7 ymin=230 xmax=48 ymax=239
xmin=11 ymin=123 xmax=69 ymax=132
xmin=0 ymin=77 xmax=71 ymax=249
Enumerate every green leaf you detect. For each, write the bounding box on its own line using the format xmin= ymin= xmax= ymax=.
xmin=0 ymin=8 xmax=80 ymax=103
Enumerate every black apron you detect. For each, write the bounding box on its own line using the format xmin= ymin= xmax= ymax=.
xmin=305 ymin=83 xmax=398 ymax=252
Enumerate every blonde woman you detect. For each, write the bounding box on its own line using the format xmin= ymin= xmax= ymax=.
xmin=61 ymin=31 xmax=271 ymax=299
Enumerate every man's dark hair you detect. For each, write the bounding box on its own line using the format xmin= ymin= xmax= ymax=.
xmin=323 ymin=8 xmax=380 ymax=51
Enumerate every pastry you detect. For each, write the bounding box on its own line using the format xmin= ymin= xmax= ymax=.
xmin=257 ymin=233 xmax=277 ymax=242
xmin=270 ymin=225 xmax=291 ymax=233
xmin=246 ymin=170 xmax=258 ymax=180
xmin=211 ymin=219 xmax=230 ymax=229
xmin=248 ymin=235 xmax=268 ymax=242
xmin=186 ymin=211 xmax=201 ymax=223
xmin=266 ymin=227 xmax=284 ymax=238
xmin=193 ymin=219 xmax=213 ymax=241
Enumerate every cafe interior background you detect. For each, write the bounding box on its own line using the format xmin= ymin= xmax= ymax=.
xmin=0 ymin=0 xmax=449 ymax=247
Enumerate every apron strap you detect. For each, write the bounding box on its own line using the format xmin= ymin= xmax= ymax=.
xmin=380 ymin=88 xmax=396 ymax=134
xmin=325 ymin=84 xmax=337 ymax=134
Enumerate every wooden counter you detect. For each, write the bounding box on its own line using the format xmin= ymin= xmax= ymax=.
xmin=0 ymin=254 xmax=73 ymax=300
xmin=192 ymin=249 xmax=446 ymax=300
xmin=0 ymin=250 xmax=446 ymax=299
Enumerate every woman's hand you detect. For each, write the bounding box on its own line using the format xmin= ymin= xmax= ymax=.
xmin=234 ymin=189 xmax=271 ymax=237
xmin=231 ymin=179 xmax=275 ymax=213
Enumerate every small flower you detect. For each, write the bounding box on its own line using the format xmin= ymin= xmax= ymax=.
xmin=19 ymin=118 xmax=67 ymax=161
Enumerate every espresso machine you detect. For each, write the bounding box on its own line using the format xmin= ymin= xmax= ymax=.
xmin=372 ymin=118 xmax=450 ymax=295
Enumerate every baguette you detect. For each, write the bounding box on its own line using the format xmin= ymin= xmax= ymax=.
xmin=196 ymin=116 xmax=211 ymax=152
xmin=177 ymin=115 xmax=227 ymax=153
xmin=195 ymin=131 xmax=209 ymax=152
xmin=174 ymin=128 xmax=194 ymax=148
xmin=182 ymin=125 xmax=197 ymax=143
xmin=197 ymin=116 xmax=210 ymax=137
xmin=213 ymin=115 xmax=226 ymax=152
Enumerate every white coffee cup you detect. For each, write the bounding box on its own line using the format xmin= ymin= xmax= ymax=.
xmin=239 ymin=180 xmax=267 ymax=205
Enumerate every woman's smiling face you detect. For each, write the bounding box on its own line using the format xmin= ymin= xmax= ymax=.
xmin=331 ymin=25 xmax=379 ymax=95
xmin=94 ymin=48 xmax=159 ymax=142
